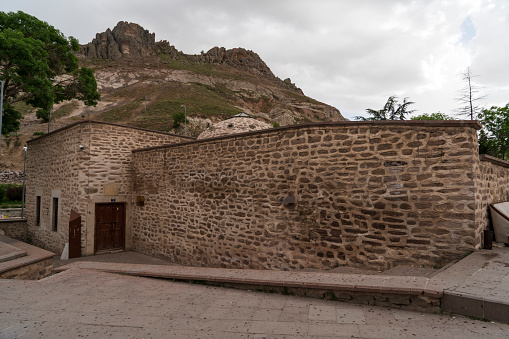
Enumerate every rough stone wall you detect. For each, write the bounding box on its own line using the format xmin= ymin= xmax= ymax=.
xmin=132 ymin=121 xmax=481 ymax=271
xmin=25 ymin=123 xmax=84 ymax=254
xmin=25 ymin=121 xmax=190 ymax=255
xmin=0 ymin=170 xmax=23 ymax=184
xmin=0 ymin=220 xmax=27 ymax=241
xmin=475 ymin=155 xmax=509 ymax=236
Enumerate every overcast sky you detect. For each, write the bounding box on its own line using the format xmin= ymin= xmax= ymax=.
xmin=4 ymin=0 xmax=509 ymax=119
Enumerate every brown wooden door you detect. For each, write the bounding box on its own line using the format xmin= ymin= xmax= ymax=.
xmin=69 ymin=210 xmax=81 ymax=259
xmin=95 ymin=203 xmax=125 ymax=253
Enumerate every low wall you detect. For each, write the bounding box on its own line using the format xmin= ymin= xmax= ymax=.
xmin=0 ymin=170 xmax=23 ymax=184
xmin=0 ymin=219 xmax=27 ymax=241
xmin=0 ymin=258 xmax=53 ymax=280
xmin=476 ymin=155 xmax=509 ymax=235
xmin=0 ymin=208 xmax=22 ymax=218
xmin=133 ymin=121 xmax=482 ymax=271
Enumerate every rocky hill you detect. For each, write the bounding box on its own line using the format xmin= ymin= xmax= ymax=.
xmin=1 ymin=21 xmax=344 ymax=170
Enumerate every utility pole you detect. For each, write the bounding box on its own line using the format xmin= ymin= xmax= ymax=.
xmin=21 ymin=146 xmax=27 ymax=218
xmin=0 ymin=80 xmax=4 ymax=161
xmin=180 ymin=104 xmax=187 ymax=136
xmin=48 ymin=107 xmax=52 ymax=133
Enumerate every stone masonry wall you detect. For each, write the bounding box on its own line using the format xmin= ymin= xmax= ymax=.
xmin=26 ymin=121 xmax=190 ymax=255
xmin=132 ymin=121 xmax=482 ymax=271
xmin=0 ymin=258 xmax=53 ymax=280
xmin=0 ymin=219 xmax=27 ymax=241
xmin=25 ymin=123 xmax=83 ymax=254
xmin=475 ymin=155 xmax=509 ymax=238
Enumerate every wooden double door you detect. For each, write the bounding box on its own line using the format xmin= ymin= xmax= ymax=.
xmin=95 ymin=203 xmax=125 ymax=253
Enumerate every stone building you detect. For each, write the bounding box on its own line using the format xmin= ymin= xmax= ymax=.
xmin=25 ymin=119 xmax=509 ymax=270
xmin=25 ymin=121 xmax=191 ymax=255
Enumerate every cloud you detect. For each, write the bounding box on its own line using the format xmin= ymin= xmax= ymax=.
xmin=3 ymin=0 xmax=508 ymax=118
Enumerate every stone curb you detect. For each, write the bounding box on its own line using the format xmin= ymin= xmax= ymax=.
xmin=442 ymin=290 xmax=509 ymax=323
xmin=54 ymin=261 xmax=443 ymax=298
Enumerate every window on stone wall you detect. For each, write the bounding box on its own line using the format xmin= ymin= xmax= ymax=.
xmin=52 ymin=197 xmax=59 ymax=232
xmin=36 ymin=196 xmax=41 ymax=226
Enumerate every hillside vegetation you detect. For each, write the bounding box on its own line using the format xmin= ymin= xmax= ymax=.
xmin=1 ymin=21 xmax=344 ymax=169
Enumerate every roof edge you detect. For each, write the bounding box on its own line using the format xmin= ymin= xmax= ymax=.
xmin=480 ymin=154 xmax=509 ymax=168
xmin=27 ymin=120 xmax=196 ymax=144
xmin=133 ymin=120 xmax=483 ymax=153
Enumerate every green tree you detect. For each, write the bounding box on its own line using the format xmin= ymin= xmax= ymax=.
xmin=0 ymin=11 xmax=100 ymax=134
xmin=477 ymin=103 xmax=509 ymax=160
xmin=172 ymin=111 xmax=189 ymax=128
xmin=356 ymin=96 xmax=415 ymax=121
xmin=411 ymin=112 xmax=454 ymax=120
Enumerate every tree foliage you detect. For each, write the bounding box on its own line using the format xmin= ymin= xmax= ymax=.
xmin=477 ymin=103 xmax=509 ymax=160
xmin=356 ymin=96 xmax=415 ymax=121
xmin=0 ymin=11 xmax=100 ymax=134
xmin=411 ymin=112 xmax=454 ymax=120
xmin=172 ymin=112 xmax=189 ymax=128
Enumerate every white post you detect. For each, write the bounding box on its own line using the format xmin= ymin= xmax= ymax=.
xmin=0 ymin=80 xmax=4 ymax=161
xmin=21 ymin=146 xmax=27 ymax=218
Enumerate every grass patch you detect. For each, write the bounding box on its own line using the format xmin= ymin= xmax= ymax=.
xmin=282 ymin=89 xmax=322 ymax=105
xmin=52 ymin=101 xmax=79 ymax=119
xmin=160 ymin=55 xmax=222 ymax=77
xmin=134 ymin=82 xmax=242 ymax=131
xmin=98 ymin=101 xmax=141 ymax=122
xmin=11 ymin=102 xmax=32 ymax=117
xmin=0 ymin=202 xmax=21 ymax=209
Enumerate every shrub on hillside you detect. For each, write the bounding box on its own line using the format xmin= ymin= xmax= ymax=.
xmin=6 ymin=186 xmax=23 ymax=202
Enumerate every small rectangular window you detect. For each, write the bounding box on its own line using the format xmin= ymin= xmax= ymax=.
xmin=52 ymin=197 xmax=59 ymax=232
xmin=36 ymin=196 xmax=41 ymax=226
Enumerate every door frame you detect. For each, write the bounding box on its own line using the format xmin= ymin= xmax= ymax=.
xmin=94 ymin=202 xmax=126 ymax=254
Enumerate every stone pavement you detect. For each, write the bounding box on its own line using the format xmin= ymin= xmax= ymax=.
xmin=437 ymin=247 xmax=509 ymax=323
xmin=54 ymin=261 xmax=443 ymax=312
xmin=52 ymin=247 xmax=509 ymax=323
xmin=1 ymin=268 xmax=509 ymax=338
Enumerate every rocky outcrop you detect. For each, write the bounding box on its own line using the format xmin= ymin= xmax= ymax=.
xmin=196 ymin=47 xmax=275 ymax=78
xmin=80 ymin=21 xmax=178 ymax=59
xmin=81 ymin=23 xmax=275 ymax=79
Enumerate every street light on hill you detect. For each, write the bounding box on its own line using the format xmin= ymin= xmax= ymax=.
xmin=180 ymin=104 xmax=187 ymax=136
xmin=0 ymin=80 xmax=4 ymax=161
xmin=21 ymin=146 xmax=27 ymax=218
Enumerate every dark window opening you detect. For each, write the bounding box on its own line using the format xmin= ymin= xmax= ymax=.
xmin=36 ymin=196 xmax=41 ymax=226
xmin=52 ymin=197 xmax=59 ymax=232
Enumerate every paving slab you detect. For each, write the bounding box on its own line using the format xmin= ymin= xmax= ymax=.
xmin=51 ymin=247 xmax=509 ymax=322
xmin=436 ymin=247 xmax=509 ymax=323
xmin=2 ymin=269 xmax=509 ymax=338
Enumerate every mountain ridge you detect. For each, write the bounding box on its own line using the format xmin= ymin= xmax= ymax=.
xmin=1 ymin=21 xmax=344 ymax=170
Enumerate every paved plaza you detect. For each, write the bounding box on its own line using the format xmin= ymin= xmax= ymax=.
xmin=1 ymin=268 xmax=508 ymax=338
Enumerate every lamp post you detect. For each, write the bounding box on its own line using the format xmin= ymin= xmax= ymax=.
xmin=0 ymin=80 xmax=4 ymax=161
xmin=48 ymin=107 xmax=52 ymax=133
xmin=180 ymin=104 xmax=187 ymax=136
xmin=21 ymin=146 xmax=27 ymax=219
